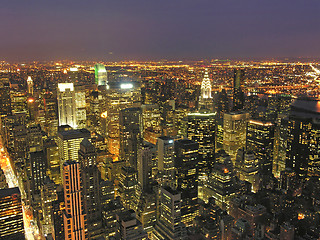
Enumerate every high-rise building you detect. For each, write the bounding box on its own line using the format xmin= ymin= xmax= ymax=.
xmin=115 ymin=209 xmax=148 ymax=240
xmin=57 ymin=83 xmax=76 ymax=128
xmin=40 ymin=91 xmax=58 ymax=136
xmin=94 ymin=63 xmax=108 ymax=86
xmin=157 ymin=136 xmax=175 ymax=187
xmin=216 ymin=88 xmax=229 ymax=119
xmin=187 ymin=112 xmax=216 ymax=173
xmin=119 ymin=107 xmax=142 ymax=169
xmin=29 ymin=150 xmax=47 ymax=196
xmin=75 ymin=86 xmax=87 ymax=129
xmin=78 ymin=139 xmax=104 ymax=239
xmin=63 ymin=161 xmax=88 ymax=240
xmin=141 ymin=104 xmax=161 ymax=145
xmin=223 ymin=111 xmax=250 ymax=161
xmin=246 ymin=120 xmax=275 ymax=175
xmin=44 ymin=138 xmax=61 ymax=184
xmin=118 ymin=166 xmax=138 ymax=210
xmin=105 ymin=81 xmax=141 ymax=155
xmin=0 ymin=76 xmax=12 ymax=117
xmin=57 ymin=128 xmax=91 ymax=179
xmin=198 ymin=69 xmax=213 ymax=111
xmin=27 ymin=76 xmax=34 ymax=96
xmin=137 ymin=143 xmax=154 ymax=191
xmin=0 ymin=187 xmax=24 ymax=239
xmin=174 ymin=139 xmax=199 ymax=227
xmin=233 ymin=69 xmax=245 ymax=111
xmin=152 ymin=186 xmax=186 ymax=240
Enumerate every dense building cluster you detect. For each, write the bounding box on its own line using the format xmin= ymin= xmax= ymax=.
xmin=0 ymin=60 xmax=320 ymax=239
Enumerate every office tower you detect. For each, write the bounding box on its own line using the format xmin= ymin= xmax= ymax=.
xmin=174 ymin=139 xmax=199 ymax=226
xmin=204 ymin=163 xmax=236 ymax=210
xmin=157 ymin=136 xmax=175 ymax=187
xmin=236 ymin=148 xmax=260 ymax=192
xmin=223 ymin=111 xmax=250 ymax=161
xmin=100 ymin=180 xmax=115 ymax=207
xmin=0 ymin=187 xmax=25 ymax=239
xmin=44 ymin=138 xmax=60 ymax=184
xmin=119 ymin=107 xmax=142 ymax=169
xmin=27 ymin=124 xmax=43 ymax=152
xmin=115 ymin=209 xmax=148 ymax=240
xmin=216 ymin=88 xmax=229 ymax=119
xmin=141 ymin=104 xmax=161 ymax=145
xmin=187 ymin=112 xmax=216 ymax=173
xmin=52 ymin=185 xmax=65 ymax=240
xmin=118 ymin=166 xmax=138 ymax=210
xmin=57 ymin=83 xmax=76 ymax=128
xmin=27 ymin=76 xmax=34 ymax=95
xmin=40 ymin=178 xmax=58 ymax=236
xmin=57 ymin=128 xmax=90 ymax=178
xmin=103 ymin=198 xmax=125 ymax=238
xmin=63 ymin=161 xmax=88 ymax=240
xmin=153 ymin=186 xmax=186 ymax=240
xmin=78 ymin=139 xmax=104 ymax=239
xmin=41 ymin=91 xmax=58 ymax=136
xmin=233 ymin=69 xmax=245 ymax=111
xmin=279 ymin=168 xmax=298 ymax=194
xmin=10 ymin=91 xmax=28 ymax=115
xmin=137 ymin=143 xmax=154 ymax=191
xmin=246 ymin=120 xmax=275 ymax=175
xmin=105 ymin=81 xmax=141 ymax=155
xmin=277 ymin=98 xmax=320 ymax=178
xmin=87 ymin=90 xmax=101 ymax=133
xmin=161 ymin=100 xmax=176 ymax=136
xmin=29 ymin=150 xmax=47 ymax=196
xmin=244 ymin=95 xmax=260 ymax=119
xmin=75 ymin=86 xmax=87 ymax=129
xmin=136 ymin=191 xmax=157 ymax=235
xmin=12 ymin=124 xmax=28 ymax=169
xmin=94 ymin=63 xmax=108 ymax=86
xmin=198 ymin=69 xmax=213 ymax=111
xmin=0 ymin=76 xmax=12 ymax=117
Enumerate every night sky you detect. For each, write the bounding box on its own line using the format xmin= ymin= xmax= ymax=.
xmin=1 ymin=0 xmax=320 ymax=61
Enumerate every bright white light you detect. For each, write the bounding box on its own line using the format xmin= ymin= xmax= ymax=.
xmin=58 ymin=83 xmax=74 ymax=92
xmin=169 ymin=140 xmax=174 ymax=144
xmin=120 ymin=83 xmax=133 ymax=89
xmin=69 ymin=67 xmax=78 ymax=72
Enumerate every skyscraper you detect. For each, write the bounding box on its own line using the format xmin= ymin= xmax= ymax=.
xmin=223 ymin=111 xmax=250 ymax=161
xmin=78 ymin=139 xmax=104 ymax=239
xmin=0 ymin=187 xmax=25 ymax=239
xmin=0 ymin=76 xmax=12 ymax=117
xmin=57 ymin=83 xmax=76 ymax=128
xmin=63 ymin=161 xmax=87 ymax=240
xmin=29 ymin=150 xmax=47 ymax=196
xmin=198 ymin=69 xmax=213 ymax=111
xmin=187 ymin=112 xmax=216 ymax=173
xmin=137 ymin=143 xmax=154 ymax=191
xmin=74 ymin=86 xmax=87 ymax=129
xmin=174 ymin=139 xmax=199 ymax=227
xmin=94 ymin=63 xmax=108 ymax=87
xmin=157 ymin=136 xmax=175 ymax=187
xmin=233 ymin=69 xmax=245 ymax=111
xmin=119 ymin=107 xmax=142 ymax=169
xmin=27 ymin=76 xmax=34 ymax=96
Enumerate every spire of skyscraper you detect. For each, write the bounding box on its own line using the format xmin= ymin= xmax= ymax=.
xmin=200 ymin=69 xmax=212 ymax=99
xmin=27 ymin=76 xmax=34 ymax=95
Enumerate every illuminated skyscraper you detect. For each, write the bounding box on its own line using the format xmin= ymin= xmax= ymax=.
xmin=174 ymin=139 xmax=199 ymax=226
xmin=233 ymin=69 xmax=245 ymax=111
xmin=119 ymin=107 xmax=142 ymax=169
xmin=223 ymin=111 xmax=250 ymax=161
xmin=157 ymin=136 xmax=175 ymax=187
xmin=246 ymin=120 xmax=275 ymax=175
xmin=29 ymin=150 xmax=47 ymax=196
xmin=75 ymin=86 xmax=87 ymax=129
xmin=105 ymin=81 xmax=141 ymax=155
xmin=78 ymin=139 xmax=104 ymax=239
xmin=63 ymin=161 xmax=88 ymax=240
xmin=137 ymin=143 xmax=154 ymax=191
xmin=152 ymin=186 xmax=186 ymax=240
xmin=27 ymin=76 xmax=34 ymax=96
xmin=198 ymin=69 xmax=213 ymax=111
xmin=187 ymin=112 xmax=216 ymax=173
xmin=94 ymin=63 xmax=108 ymax=87
xmin=57 ymin=83 xmax=76 ymax=128
xmin=0 ymin=187 xmax=25 ymax=239
xmin=0 ymin=76 xmax=12 ymax=117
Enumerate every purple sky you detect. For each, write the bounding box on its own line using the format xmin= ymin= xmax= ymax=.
xmin=1 ymin=0 xmax=320 ymax=61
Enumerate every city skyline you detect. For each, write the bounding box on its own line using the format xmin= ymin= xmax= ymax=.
xmin=1 ymin=0 xmax=320 ymax=61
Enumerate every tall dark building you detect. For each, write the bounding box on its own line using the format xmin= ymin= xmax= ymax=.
xmin=216 ymin=88 xmax=229 ymax=119
xmin=78 ymin=139 xmax=104 ymax=239
xmin=119 ymin=107 xmax=142 ymax=170
xmin=187 ymin=112 xmax=216 ymax=173
xmin=0 ymin=76 xmax=12 ymax=117
xmin=174 ymin=139 xmax=199 ymax=227
xmin=246 ymin=120 xmax=275 ymax=175
xmin=29 ymin=150 xmax=47 ymax=195
xmin=233 ymin=69 xmax=245 ymax=111
xmin=0 ymin=187 xmax=25 ymax=240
